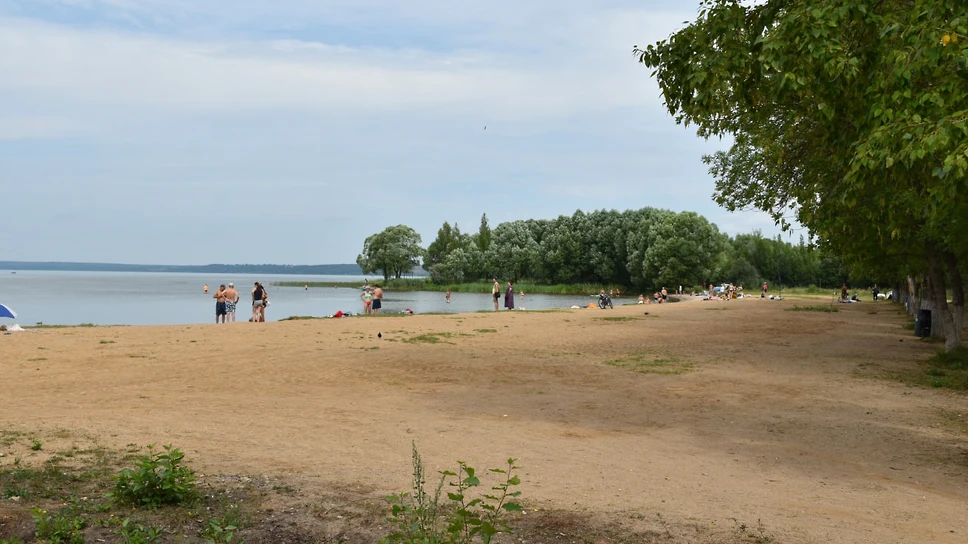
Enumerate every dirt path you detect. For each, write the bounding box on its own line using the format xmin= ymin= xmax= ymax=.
xmin=1 ymin=298 xmax=966 ymax=543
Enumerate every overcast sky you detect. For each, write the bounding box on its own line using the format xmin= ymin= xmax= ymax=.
xmin=0 ymin=0 xmax=792 ymax=265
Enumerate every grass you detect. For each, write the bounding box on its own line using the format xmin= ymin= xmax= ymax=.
xmin=595 ymin=316 xmax=639 ymax=322
xmin=604 ymin=353 xmax=694 ymax=375
xmin=785 ymin=305 xmax=838 ymax=313
xmin=0 ymin=429 xmax=781 ymax=542
xmin=402 ymin=331 xmax=472 ymax=344
xmin=919 ymin=347 xmax=968 ymax=390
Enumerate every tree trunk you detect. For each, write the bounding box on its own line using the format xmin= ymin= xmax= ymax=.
xmin=906 ymin=276 xmax=919 ymax=316
xmin=925 ymin=250 xmax=962 ymax=351
xmin=944 ymin=252 xmax=965 ymax=335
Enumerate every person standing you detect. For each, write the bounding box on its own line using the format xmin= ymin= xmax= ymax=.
xmin=361 ymin=287 xmax=373 ymax=315
xmin=492 ymin=278 xmax=501 ymax=311
xmin=260 ymin=284 xmax=269 ymax=322
xmin=446 ymin=289 xmax=452 ymax=303
xmin=504 ymin=281 xmax=515 ymax=310
xmin=224 ymin=283 xmax=240 ymax=322
xmin=213 ymin=284 xmax=227 ymax=324
xmin=872 ymin=283 xmax=880 ymax=302
xmin=372 ymin=284 xmax=384 ymax=314
xmin=251 ymin=282 xmax=265 ymax=322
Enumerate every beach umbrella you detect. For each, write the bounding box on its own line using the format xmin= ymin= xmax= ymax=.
xmin=0 ymin=303 xmax=17 ymax=319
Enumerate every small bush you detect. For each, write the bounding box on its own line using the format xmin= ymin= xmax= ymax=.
xmin=32 ymin=507 xmax=86 ymax=544
xmin=113 ymin=445 xmax=196 ymax=508
xmin=383 ymin=442 xmax=523 ymax=544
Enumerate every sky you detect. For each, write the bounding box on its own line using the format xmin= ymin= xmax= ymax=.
xmin=0 ymin=0 xmax=794 ymax=265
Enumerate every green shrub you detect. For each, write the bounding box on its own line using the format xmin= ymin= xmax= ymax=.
xmin=113 ymin=445 xmax=196 ymax=508
xmin=31 ymin=506 xmax=86 ymax=544
xmin=383 ymin=442 xmax=522 ymax=544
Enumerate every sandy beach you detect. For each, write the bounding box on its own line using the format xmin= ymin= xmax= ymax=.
xmin=1 ymin=298 xmax=966 ymax=543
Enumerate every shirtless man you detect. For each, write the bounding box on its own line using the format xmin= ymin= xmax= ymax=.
xmin=213 ymin=284 xmax=228 ymax=324
xmin=224 ymin=283 xmax=240 ymax=322
xmin=372 ymin=284 xmax=384 ymax=314
xmin=492 ymin=278 xmax=501 ymax=311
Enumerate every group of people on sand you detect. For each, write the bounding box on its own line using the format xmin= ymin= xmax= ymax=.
xmin=359 ymin=281 xmax=384 ymax=315
xmin=211 ymin=282 xmax=269 ymax=323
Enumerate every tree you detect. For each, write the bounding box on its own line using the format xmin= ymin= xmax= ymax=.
xmin=476 ymin=213 xmax=492 ymax=253
xmin=356 ymin=225 xmax=424 ymax=282
xmin=425 ymin=222 xmax=468 ymax=270
xmin=637 ymin=0 xmax=968 ymax=349
xmin=487 ymin=221 xmax=541 ymax=282
xmin=640 ymin=212 xmax=725 ymax=289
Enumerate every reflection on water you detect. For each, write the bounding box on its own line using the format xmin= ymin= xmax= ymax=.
xmin=0 ymin=270 xmax=604 ymax=326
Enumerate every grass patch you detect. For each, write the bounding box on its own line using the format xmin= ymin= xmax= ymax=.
xmin=785 ymin=305 xmax=838 ymax=313
xmin=474 ymin=328 xmax=498 ymax=333
xmin=278 ymin=315 xmax=323 ymax=321
xmin=595 ymin=316 xmax=638 ymax=322
xmin=604 ymin=353 xmax=693 ymax=375
xmin=99 ymin=340 xmax=116 ymax=344
xmin=402 ymin=331 xmax=471 ymax=344
xmin=919 ymin=347 xmax=968 ymax=390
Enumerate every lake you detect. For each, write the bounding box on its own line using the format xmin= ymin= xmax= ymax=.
xmin=0 ymin=270 xmax=604 ymax=326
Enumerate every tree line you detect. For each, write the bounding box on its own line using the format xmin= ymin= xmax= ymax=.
xmin=356 ymin=209 xmax=847 ymax=290
xmin=637 ymin=0 xmax=967 ymax=349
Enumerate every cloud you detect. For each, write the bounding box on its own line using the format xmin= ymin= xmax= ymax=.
xmin=0 ymin=1 xmax=796 ymax=264
xmin=0 ymin=3 xmax=684 ymax=121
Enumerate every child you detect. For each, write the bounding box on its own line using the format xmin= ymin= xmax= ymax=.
xmin=446 ymin=290 xmax=452 ymax=303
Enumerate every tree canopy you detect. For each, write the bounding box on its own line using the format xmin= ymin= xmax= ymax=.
xmin=360 ymin=209 xmax=848 ymax=291
xmin=637 ymin=0 xmax=968 ymax=348
xmin=356 ymin=225 xmax=424 ymax=282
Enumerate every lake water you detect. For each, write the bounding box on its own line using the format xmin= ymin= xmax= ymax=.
xmin=0 ymin=270 xmax=602 ymax=326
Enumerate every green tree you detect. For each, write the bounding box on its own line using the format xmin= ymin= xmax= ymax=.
xmin=476 ymin=213 xmax=492 ymax=253
xmin=425 ymin=222 xmax=469 ymax=270
xmin=637 ymin=0 xmax=968 ymax=349
xmin=486 ymin=221 xmax=541 ymax=282
xmin=357 ymin=225 xmax=424 ymax=282
xmin=641 ymin=212 xmax=725 ymax=289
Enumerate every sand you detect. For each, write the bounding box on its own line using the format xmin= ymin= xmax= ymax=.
xmin=1 ymin=297 xmax=966 ymax=543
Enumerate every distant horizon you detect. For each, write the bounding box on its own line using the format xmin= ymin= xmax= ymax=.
xmin=0 ymin=259 xmax=359 ymax=268
xmin=0 ymin=261 xmax=370 ymax=277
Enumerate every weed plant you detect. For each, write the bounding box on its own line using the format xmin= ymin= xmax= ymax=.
xmin=113 ymin=445 xmax=196 ymax=508
xmin=31 ymin=506 xmax=87 ymax=544
xmin=383 ymin=442 xmax=522 ymax=544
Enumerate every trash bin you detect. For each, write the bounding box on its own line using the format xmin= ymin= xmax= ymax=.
xmin=914 ymin=309 xmax=932 ymax=337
